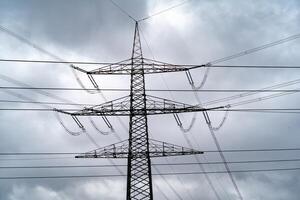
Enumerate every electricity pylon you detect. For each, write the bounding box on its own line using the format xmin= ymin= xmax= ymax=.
xmin=57 ymin=22 xmax=223 ymax=200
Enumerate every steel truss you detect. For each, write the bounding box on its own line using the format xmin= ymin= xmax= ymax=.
xmin=75 ymin=139 xmax=203 ymax=159
xmin=56 ymin=95 xmax=223 ymax=116
xmin=58 ymin=22 xmax=211 ymax=200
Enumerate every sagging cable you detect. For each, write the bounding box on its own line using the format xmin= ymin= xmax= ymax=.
xmin=186 ymin=63 xmax=211 ymax=90
xmin=211 ymin=108 xmax=229 ymax=131
xmin=89 ymin=116 xmax=115 ymax=135
xmin=71 ymin=65 xmax=121 ymax=136
xmin=173 ymin=113 xmax=197 ymax=133
xmin=180 ymin=114 xmax=197 ymax=133
xmin=54 ymin=111 xmax=85 ymax=136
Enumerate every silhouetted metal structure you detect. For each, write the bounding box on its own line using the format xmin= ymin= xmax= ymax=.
xmin=57 ymin=22 xmax=222 ymax=200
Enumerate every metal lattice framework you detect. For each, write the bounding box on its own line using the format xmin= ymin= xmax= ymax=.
xmin=71 ymin=58 xmax=203 ymax=75
xmin=127 ymin=22 xmax=153 ymax=200
xmin=75 ymin=139 xmax=203 ymax=159
xmin=57 ymin=22 xmax=221 ymax=200
xmin=57 ymin=95 xmax=223 ymax=116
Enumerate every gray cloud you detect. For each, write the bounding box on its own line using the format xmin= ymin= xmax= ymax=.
xmin=0 ymin=0 xmax=300 ymax=199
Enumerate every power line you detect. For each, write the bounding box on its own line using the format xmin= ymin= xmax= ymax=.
xmin=195 ymin=65 xmax=300 ymax=69
xmin=0 ymin=25 xmax=97 ymax=106
xmin=0 ymin=108 xmax=78 ymax=111
xmin=1 ymin=4 xmax=298 ymax=198
xmin=208 ymin=33 xmax=300 ymax=65
xmin=2 ymin=86 xmax=300 ymax=93
xmin=141 ymin=22 xmax=189 ymax=199
xmin=0 ymin=26 xmax=62 ymax=61
xmin=0 ymin=74 xmax=77 ymax=104
xmin=203 ymin=111 xmax=244 ymax=200
xmin=141 ymin=22 xmax=230 ymax=199
xmin=0 ymin=58 xmax=117 ymax=65
xmin=0 ymin=99 xmax=93 ymax=106
xmin=0 ymin=24 xmax=123 ymax=142
xmin=203 ymin=78 xmax=300 ymax=107
xmin=0 ymin=24 xmax=106 ymax=99
xmin=1 ymin=147 xmax=300 ymax=155
xmin=138 ymin=0 xmax=190 ymax=22
xmin=107 ymin=0 xmax=136 ymax=21
xmin=0 ymin=157 xmax=73 ymax=161
xmin=1 ymin=158 xmax=300 ymax=169
xmin=2 ymin=17 xmax=182 ymax=200
xmin=1 ymin=167 xmax=300 ymax=179
xmin=3 ymin=108 xmax=300 ymax=114
xmin=213 ymin=109 xmax=300 ymax=114
xmin=140 ymin=21 xmax=222 ymax=200
xmin=3 ymin=58 xmax=300 ymax=69
xmin=205 ymin=148 xmax=300 ymax=153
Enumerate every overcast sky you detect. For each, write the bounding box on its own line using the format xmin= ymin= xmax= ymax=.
xmin=0 ymin=0 xmax=300 ymax=199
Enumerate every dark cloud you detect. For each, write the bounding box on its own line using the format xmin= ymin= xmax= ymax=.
xmin=0 ymin=0 xmax=300 ymax=199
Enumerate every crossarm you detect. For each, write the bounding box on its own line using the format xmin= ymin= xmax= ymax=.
xmin=75 ymin=139 xmax=203 ymax=159
xmin=70 ymin=58 xmax=206 ymax=75
xmin=54 ymin=94 xmax=224 ymax=116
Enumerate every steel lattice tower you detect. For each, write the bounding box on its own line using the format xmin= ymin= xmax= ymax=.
xmin=127 ymin=22 xmax=153 ymax=199
xmin=57 ymin=21 xmax=223 ymax=200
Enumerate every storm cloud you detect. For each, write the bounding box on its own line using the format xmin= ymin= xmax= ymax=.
xmin=0 ymin=0 xmax=300 ymax=199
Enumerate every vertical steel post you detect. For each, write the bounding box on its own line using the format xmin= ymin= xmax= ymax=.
xmin=126 ymin=22 xmax=153 ymax=200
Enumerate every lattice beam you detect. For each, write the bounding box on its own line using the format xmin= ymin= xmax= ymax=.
xmin=55 ymin=95 xmax=224 ymax=116
xmin=71 ymin=58 xmax=193 ymax=75
xmin=75 ymin=139 xmax=203 ymax=158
